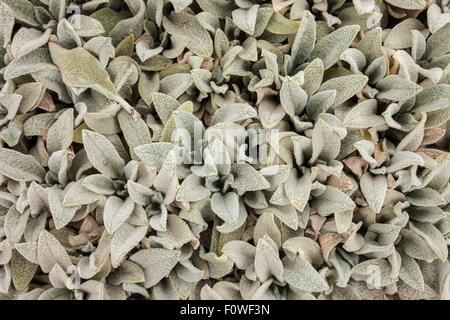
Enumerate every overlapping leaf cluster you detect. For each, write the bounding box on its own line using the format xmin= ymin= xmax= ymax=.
xmin=0 ymin=0 xmax=449 ymax=300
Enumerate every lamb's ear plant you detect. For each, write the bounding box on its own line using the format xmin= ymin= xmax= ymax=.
xmin=0 ymin=0 xmax=449 ymax=301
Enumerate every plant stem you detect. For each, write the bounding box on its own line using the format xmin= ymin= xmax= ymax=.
xmin=114 ymin=95 xmax=141 ymax=121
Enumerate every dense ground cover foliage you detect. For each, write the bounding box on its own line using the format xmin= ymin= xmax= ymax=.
xmin=0 ymin=0 xmax=449 ymax=300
